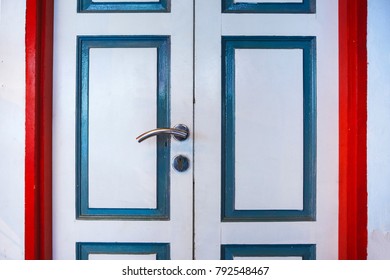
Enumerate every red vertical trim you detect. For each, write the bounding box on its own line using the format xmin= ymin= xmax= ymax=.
xmin=25 ymin=0 xmax=54 ymax=260
xmin=339 ymin=0 xmax=368 ymax=260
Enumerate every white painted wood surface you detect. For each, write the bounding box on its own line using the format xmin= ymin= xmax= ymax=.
xmin=367 ymin=0 xmax=390 ymax=260
xmin=53 ymin=0 xmax=193 ymax=259
xmin=234 ymin=49 xmax=304 ymax=211
xmin=94 ymin=0 xmax=159 ymax=2
xmin=195 ymin=0 xmax=339 ymax=259
xmin=0 ymin=0 xmax=26 ymax=260
xmin=88 ymin=48 xmax=157 ymax=209
xmin=235 ymin=0 xmax=302 ymax=3
xmin=89 ymin=254 xmax=156 ymax=260
xmin=234 ymin=256 xmax=302 ymax=260
xmin=53 ymin=0 xmax=338 ymax=260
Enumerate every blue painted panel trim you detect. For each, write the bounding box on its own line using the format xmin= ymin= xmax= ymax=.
xmin=76 ymin=242 xmax=170 ymax=260
xmin=221 ymin=244 xmax=316 ymax=260
xmin=222 ymin=0 xmax=315 ymax=14
xmin=76 ymin=36 xmax=171 ymax=220
xmin=78 ymin=0 xmax=170 ymax=13
xmin=221 ymin=36 xmax=317 ymax=222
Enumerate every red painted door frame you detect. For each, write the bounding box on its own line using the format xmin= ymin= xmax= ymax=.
xmin=25 ymin=0 xmax=368 ymax=260
xmin=339 ymin=0 xmax=368 ymax=260
xmin=25 ymin=0 xmax=54 ymax=260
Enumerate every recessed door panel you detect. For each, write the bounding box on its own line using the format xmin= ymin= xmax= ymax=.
xmin=76 ymin=36 xmax=171 ymax=219
xmin=222 ymin=0 xmax=316 ymax=13
xmin=221 ymin=244 xmax=316 ymax=260
xmin=89 ymin=254 xmax=157 ymax=260
xmin=236 ymin=0 xmax=303 ymax=3
xmin=88 ymin=47 xmax=158 ymax=210
xmin=94 ymin=0 xmax=160 ymax=2
xmin=78 ymin=0 xmax=170 ymax=13
xmin=76 ymin=243 xmax=170 ymax=260
xmin=234 ymin=47 xmax=304 ymax=211
xmin=222 ymin=37 xmax=316 ymax=221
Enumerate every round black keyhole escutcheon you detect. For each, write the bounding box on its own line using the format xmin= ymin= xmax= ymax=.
xmin=173 ymin=155 xmax=190 ymax=172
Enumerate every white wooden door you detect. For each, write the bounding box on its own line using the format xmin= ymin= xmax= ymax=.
xmin=53 ymin=0 xmax=339 ymax=260
xmin=195 ymin=0 xmax=338 ymax=259
xmin=53 ymin=0 xmax=194 ymax=259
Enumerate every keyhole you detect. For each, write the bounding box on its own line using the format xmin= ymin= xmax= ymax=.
xmin=178 ymin=157 xmax=183 ymax=169
xmin=173 ymin=155 xmax=189 ymax=172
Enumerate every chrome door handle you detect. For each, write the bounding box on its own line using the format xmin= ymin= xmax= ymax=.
xmin=136 ymin=124 xmax=189 ymax=143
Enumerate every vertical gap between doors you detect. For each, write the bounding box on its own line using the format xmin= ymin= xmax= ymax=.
xmin=192 ymin=0 xmax=196 ymax=261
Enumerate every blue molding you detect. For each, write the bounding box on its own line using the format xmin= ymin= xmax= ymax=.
xmin=221 ymin=244 xmax=316 ymax=260
xmin=78 ymin=0 xmax=170 ymax=13
xmin=222 ymin=0 xmax=315 ymax=14
xmin=76 ymin=36 xmax=171 ymax=220
xmin=221 ymin=36 xmax=317 ymax=222
xmin=76 ymin=242 xmax=170 ymax=260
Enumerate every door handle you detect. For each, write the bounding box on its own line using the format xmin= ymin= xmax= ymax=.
xmin=136 ymin=124 xmax=189 ymax=143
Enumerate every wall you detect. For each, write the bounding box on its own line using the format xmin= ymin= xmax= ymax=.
xmin=367 ymin=0 xmax=390 ymax=259
xmin=0 ymin=0 xmax=26 ymax=259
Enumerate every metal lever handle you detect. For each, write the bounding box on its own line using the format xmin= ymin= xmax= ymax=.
xmin=136 ymin=124 xmax=189 ymax=143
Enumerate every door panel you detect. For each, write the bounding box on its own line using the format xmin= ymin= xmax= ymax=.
xmin=76 ymin=242 xmax=170 ymax=260
xmin=222 ymin=0 xmax=316 ymax=13
xmin=76 ymin=242 xmax=169 ymax=260
xmin=53 ymin=0 xmax=193 ymax=259
xmin=221 ymin=244 xmax=316 ymax=260
xmin=76 ymin=36 xmax=170 ymax=219
xmin=78 ymin=0 xmax=170 ymax=13
xmin=221 ymin=36 xmax=316 ymax=221
xmin=233 ymin=46 xmax=304 ymax=211
xmin=195 ymin=0 xmax=338 ymax=259
xmin=88 ymin=46 xmax=158 ymax=210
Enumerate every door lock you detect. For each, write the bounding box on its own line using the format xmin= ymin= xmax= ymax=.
xmin=173 ymin=155 xmax=190 ymax=172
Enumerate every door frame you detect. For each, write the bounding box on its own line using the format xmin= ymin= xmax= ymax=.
xmin=25 ymin=0 xmax=368 ymax=260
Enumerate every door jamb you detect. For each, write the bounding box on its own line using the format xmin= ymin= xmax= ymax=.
xmin=25 ymin=0 xmax=368 ymax=259
xmin=25 ymin=0 xmax=54 ymax=260
xmin=339 ymin=0 xmax=368 ymax=260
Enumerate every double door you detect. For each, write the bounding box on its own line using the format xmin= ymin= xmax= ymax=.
xmin=53 ymin=0 xmax=338 ymax=259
